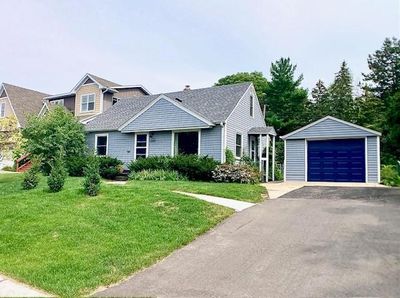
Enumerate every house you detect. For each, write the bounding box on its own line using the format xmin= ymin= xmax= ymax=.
xmin=43 ymin=73 xmax=151 ymax=123
xmin=0 ymin=83 xmax=49 ymax=168
xmin=281 ymin=116 xmax=381 ymax=183
xmin=85 ymin=82 xmax=277 ymax=181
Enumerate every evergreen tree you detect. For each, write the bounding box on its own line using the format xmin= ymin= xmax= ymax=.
xmin=385 ymin=92 xmax=400 ymax=160
xmin=328 ymin=61 xmax=355 ymax=121
xmin=265 ymin=58 xmax=308 ymax=135
xmin=311 ymin=80 xmax=330 ymax=120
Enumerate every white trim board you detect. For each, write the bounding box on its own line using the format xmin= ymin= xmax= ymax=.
xmin=94 ymin=133 xmax=109 ymax=156
xmin=281 ymin=116 xmax=382 ymax=139
xmin=118 ymin=95 xmax=214 ymax=131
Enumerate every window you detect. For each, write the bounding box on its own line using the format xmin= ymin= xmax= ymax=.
xmin=95 ymin=134 xmax=108 ymax=156
xmin=0 ymin=102 xmax=5 ymax=118
xmin=135 ymin=134 xmax=148 ymax=159
xmin=174 ymin=131 xmax=199 ymax=156
xmin=236 ymin=134 xmax=242 ymax=157
xmin=81 ymin=94 xmax=95 ymax=112
xmin=250 ymin=95 xmax=254 ymax=117
xmin=51 ymin=99 xmax=64 ymax=106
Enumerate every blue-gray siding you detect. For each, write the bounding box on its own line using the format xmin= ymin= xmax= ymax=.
xmin=285 ymin=139 xmax=305 ymax=181
xmin=286 ymin=118 xmax=377 ymax=139
xmin=121 ymin=98 xmax=210 ymax=132
xmin=226 ymin=86 xmax=266 ymax=159
xmin=367 ymin=136 xmax=379 ymax=182
xmin=148 ymin=131 xmax=172 ymax=156
xmin=200 ymin=126 xmax=222 ymax=161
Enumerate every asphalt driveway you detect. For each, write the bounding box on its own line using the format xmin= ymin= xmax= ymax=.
xmin=96 ymin=186 xmax=400 ymax=298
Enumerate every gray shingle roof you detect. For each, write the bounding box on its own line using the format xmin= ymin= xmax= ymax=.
xmin=2 ymin=83 xmax=49 ymax=127
xmin=248 ymin=126 xmax=277 ymax=136
xmin=85 ymin=82 xmax=252 ymax=132
xmin=88 ymin=73 xmax=121 ymax=88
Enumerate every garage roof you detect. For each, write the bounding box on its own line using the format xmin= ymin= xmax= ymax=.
xmin=281 ymin=116 xmax=381 ymax=140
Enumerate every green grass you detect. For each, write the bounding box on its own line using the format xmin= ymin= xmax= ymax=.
xmin=0 ymin=174 xmax=237 ymax=297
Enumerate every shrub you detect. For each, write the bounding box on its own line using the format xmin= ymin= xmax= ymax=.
xmin=225 ymin=149 xmax=235 ymax=165
xmin=212 ymin=164 xmax=261 ymax=184
xmin=47 ymin=157 xmax=67 ymax=192
xmin=98 ymin=156 xmax=123 ymax=180
xmin=274 ymin=165 xmax=284 ymax=181
xmin=239 ymin=155 xmax=258 ymax=169
xmin=83 ymin=155 xmax=101 ymax=196
xmin=128 ymin=155 xmax=219 ymax=181
xmin=128 ymin=156 xmax=172 ymax=172
xmin=2 ymin=165 xmax=15 ymax=172
xmin=170 ymin=155 xmax=218 ymax=181
xmin=129 ymin=169 xmax=188 ymax=181
xmin=381 ymin=165 xmax=400 ymax=186
xmin=66 ymin=156 xmax=88 ymax=177
xmin=21 ymin=159 xmax=41 ymax=190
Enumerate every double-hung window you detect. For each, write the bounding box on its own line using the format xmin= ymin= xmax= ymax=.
xmin=0 ymin=102 xmax=5 ymax=118
xmin=250 ymin=95 xmax=254 ymax=117
xmin=95 ymin=134 xmax=108 ymax=156
xmin=135 ymin=134 xmax=148 ymax=159
xmin=81 ymin=94 xmax=95 ymax=112
xmin=235 ymin=133 xmax=242 ymax=157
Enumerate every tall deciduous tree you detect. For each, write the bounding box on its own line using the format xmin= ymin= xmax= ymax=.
xmin=23 ymin=106 xmax=87 ymax=173
xmin=215 ymin=71 xmax=269 ymax=103
xmin=265 ymin=57 xmax=308 ymax=135
xmin=328 ymin=61 xmax=355 ymax=122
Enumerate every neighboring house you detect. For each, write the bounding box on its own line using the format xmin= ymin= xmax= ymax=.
xmin=0 ymin=83 xmax=49 ymax=168
xmin=85 ymin=82 xmax=277 ymax=181
xmin=281 ymin=116 xmax=381 ymax=183
xmin=43 ymin=73 xmax=151 ymax=122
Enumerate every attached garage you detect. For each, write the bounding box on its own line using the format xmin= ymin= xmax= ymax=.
xmin=282 ymin=116 xmax=381 ymax=183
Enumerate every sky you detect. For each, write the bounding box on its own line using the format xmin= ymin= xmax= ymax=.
xmin=0 ymin=0 xmax=399 ymax=96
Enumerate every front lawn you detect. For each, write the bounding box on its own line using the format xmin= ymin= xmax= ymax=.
xmin=0 ymin=174 xmax=265 ymax=297
xmin=0 ymin=174 xmax=236 ymax=296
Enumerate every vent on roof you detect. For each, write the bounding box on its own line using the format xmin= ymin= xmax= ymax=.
xmin=175 ymin=97 xmax=182 ymax=102
xmin=83 ymin=77 xmax=95 ymax=85
xmin=183 ymin=85 xmax=191 ymax=91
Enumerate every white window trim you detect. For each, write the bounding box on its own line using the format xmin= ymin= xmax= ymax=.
xmin=134 ymin=132 xmax=149 ymax=160
xmin=80 ymin=93 xmax=96 ymax=113
xmin=0 ymin=102 xmax=5 ymax=118
xmin=95 ymin=133 xmax=109 ymax=156
xmin=171 ymin=129 xmax=201 ymax=157
xmin=235 ymin=133 xmax=243 ymax=158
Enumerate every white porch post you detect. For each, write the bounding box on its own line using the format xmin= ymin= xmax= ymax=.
xmin=266 ymin=135 xmax=270 ymax=182
xmin=258 ymin=134 xmax=262 ymax=173
xmin=272 ymin=136 xmax=275 ymax=181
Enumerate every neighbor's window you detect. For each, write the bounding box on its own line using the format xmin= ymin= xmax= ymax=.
xmin=51 ymin=99 xmax=64 ymax=106
xmin=81 ymin=94 xmax=95 ymax=112
xmin=0 ymin=102 xmax=5 ymax=118
xmin=250 ymin=95 xmax=254 ymax=117
xmin=96 ymin=134 xmax=108 ymax=156
xmin=236 ymin=134 xmax=242 ymax=157
xmin=135 ymin=134 xmax=148 ymax=159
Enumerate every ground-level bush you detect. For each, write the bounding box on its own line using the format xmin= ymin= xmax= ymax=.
xmin=2 ymin=165 xmax=15 ymax=172
xmin=212 ymin=164 xmax=261 ymax=184
xmin=47 ymin=158 xmax=67 ymax=192
xmin=66 ymin=156 xmax=88 ymax=177
xmin=381 ymin=165 xmax=400 ymax=186
xmin=98 ymin=156 xmax=123 ymax=180
xmin=128 ymin=155 xmax=219 ymax=181
xmin=21 ymin=160 xmax=41 ymax=190
xmin=129 ymin=169 xmax=188 ymax=181
xmin=83 ymin=155 xmax=101 ymax=196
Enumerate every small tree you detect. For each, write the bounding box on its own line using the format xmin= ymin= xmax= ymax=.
xmin=47 ymin=156 xmax=67 ymax=192
xmin=83 ymin=155 xmax=101 ymax=196
xmin=23 ymin=106 xmax=87 ymax=174
xmin=224 ymin=149 xmax=235 ymax=165
xmin=21 ymin=158 xmax=41 ymax=190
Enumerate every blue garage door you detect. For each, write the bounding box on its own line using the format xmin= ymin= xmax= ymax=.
xmin=308 ymin=139 xmax=365 ymax=182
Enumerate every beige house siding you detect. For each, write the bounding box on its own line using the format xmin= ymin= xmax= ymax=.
xmin=0 ymin=97 xmax=16 ymax=119
xmin=74 ymin=84 xmax=102 ymax=117
xmin=116 ymin=88 xmax=147 ymax=99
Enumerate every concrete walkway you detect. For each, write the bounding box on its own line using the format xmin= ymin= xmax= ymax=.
xmin=174 ymin=191 xmax=255 ymax=211
xmin=0 ymin=275 xmax=52 ymax=297
xmin=264 ymin=181 xmax=385 ymax=199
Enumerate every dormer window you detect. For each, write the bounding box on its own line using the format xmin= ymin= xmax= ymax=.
xmin=250 ymin=95 xmax=254 ymax=117
xmin=81 ymin=94 xmax=95 ymax=112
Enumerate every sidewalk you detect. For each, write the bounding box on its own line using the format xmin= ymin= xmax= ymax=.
xmin=0 ymin=274 xmax=52 ymax=297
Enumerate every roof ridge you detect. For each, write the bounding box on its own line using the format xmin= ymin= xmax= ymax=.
xmin=2 ymin=82 xmax=50 ymax=96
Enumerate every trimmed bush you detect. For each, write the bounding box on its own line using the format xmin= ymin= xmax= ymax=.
xmin=212 ymin=164 xmax=260 ymax=184
xmin=98 ymin=156 xmax=123 ymax=180
xmin=129 ymin=169 xmax=188 ymax=181
xmin=21 ymin=160 xmax=41 ymax=190
xmin=66 ymin=156 xmax=88 ymax=177
xmin=47 ymin=157 xmax=67 ymax=192
xmin=381 ymin=165 xmax=400 ymax=186
xmin=83 ymin=155 xmax=101 ymax=196
xmin=225 ymin=149 xmax=235 ymax=165
xmin=128 ymin=155 xmax=219 ymax=181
